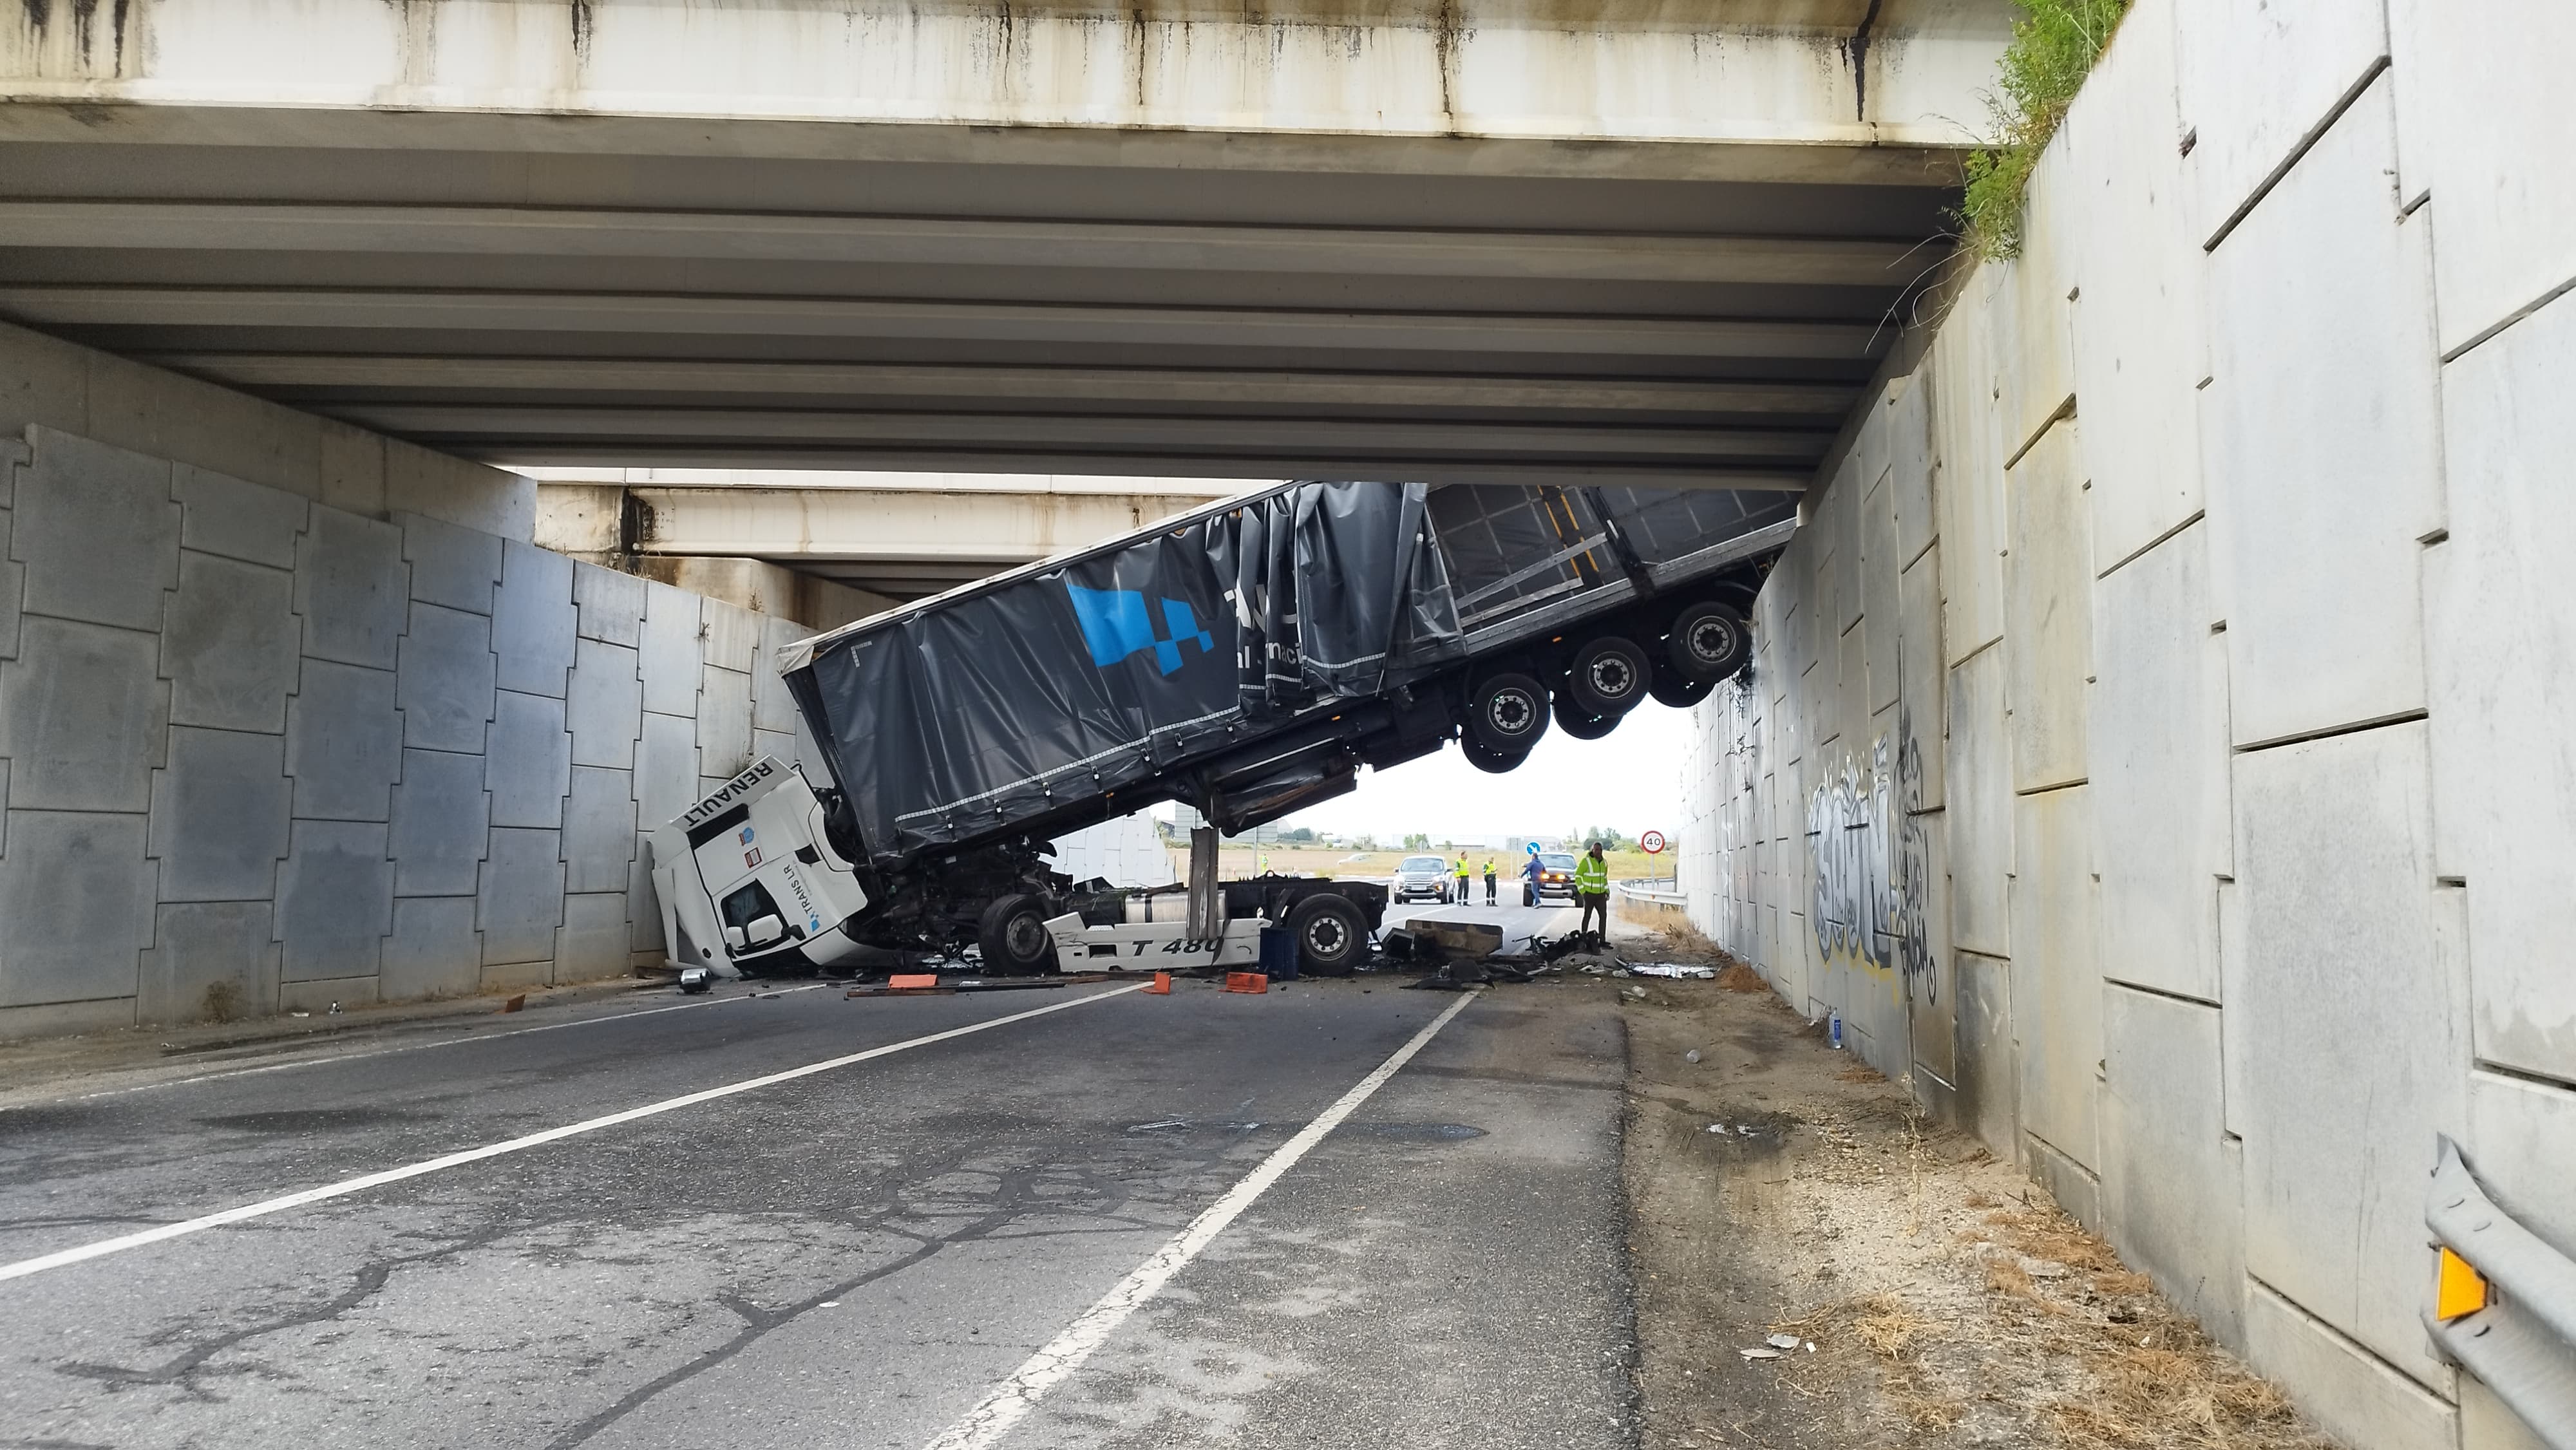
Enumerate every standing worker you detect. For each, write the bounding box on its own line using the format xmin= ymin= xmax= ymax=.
xmin=1522 ymin=848 xmax=1542 ymax=907
xmin=1454 ymin=856 xmax=1473 ymax=905
xmin=1574 ymin=840 xmax=1611 ymax=947
xmin=1482 ymin=856 xmax=1498 ymax=905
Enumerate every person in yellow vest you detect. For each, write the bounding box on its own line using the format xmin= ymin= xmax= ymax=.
xmin=1482 ymin=857 xmax=1498 ymax=905
xmin=1454 ymin=857 xmax=1472 ymax=904
xmin=1574 ymin=840 xmax=1611 ymax=946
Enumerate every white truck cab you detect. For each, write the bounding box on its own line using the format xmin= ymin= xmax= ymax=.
xmin=649 ymin=757 xmax=872 ymax=976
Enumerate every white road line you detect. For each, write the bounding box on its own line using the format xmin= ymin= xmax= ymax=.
xmin=919 ymin=989 xmax=1479 ymax=1450
xmin=39 ymin=984 xmax=837 ymax=1107
xmin=0 ymin=983 xmax=1145 ymax=1285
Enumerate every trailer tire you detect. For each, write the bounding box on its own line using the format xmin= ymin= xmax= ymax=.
xmin=1461 ymin=737 xmax=1531 ymax=774
xmin=976 ymin=893 xmax=1058 ymax=975
xmin=1649 ymin=670 xmax=1717 ymax=709
xmin=1667 ymin=600 xmax=1750 ymax=682
xmin=1568 ymin=634 xmax=1653 ymax=715
xmin=1287 ymin=893 xmax=1367 ymax=977
xmin=1552 ymin=691 xmax=1621 ymax=740
xmin=1467 ymin=670 xmax=1550 ymax=752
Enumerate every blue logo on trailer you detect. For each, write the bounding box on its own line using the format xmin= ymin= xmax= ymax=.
xmin=1065 ymin=584 xmax=1217 ymax=676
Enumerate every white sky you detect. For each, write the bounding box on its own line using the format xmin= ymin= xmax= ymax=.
xmin=1255 ymin=702 xmax=1698 ymax=845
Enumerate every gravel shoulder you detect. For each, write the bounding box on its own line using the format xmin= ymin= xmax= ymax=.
xmin=1619 ymin=936 xmax=2336 ymax=1450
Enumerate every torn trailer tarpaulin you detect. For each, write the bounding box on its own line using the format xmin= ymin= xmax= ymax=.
xmin=781 ymin=480 xmax=1461 ymax=869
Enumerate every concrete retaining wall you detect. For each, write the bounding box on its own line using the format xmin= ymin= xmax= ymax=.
xmin=1678 ymin=3 xmax=2576 ymax=1445
xmin=0 ymin=325 xmax=816 ymax=1039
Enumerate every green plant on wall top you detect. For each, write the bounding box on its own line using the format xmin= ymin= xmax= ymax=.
xmin=1956 ymin=0 xmax=2130 ymax=260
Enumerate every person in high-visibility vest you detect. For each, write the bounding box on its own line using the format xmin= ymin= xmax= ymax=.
xmin=1481 ymin=858 xmax=1497 ymax=905
xmin=1574 ymin=841 xmax=1611 ymax=946
xmin=1454 ymin=857 xmax=1472 ymax=904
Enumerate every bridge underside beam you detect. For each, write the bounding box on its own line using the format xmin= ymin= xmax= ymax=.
xmin=0 ymin=0 xmax=2000 ymax=487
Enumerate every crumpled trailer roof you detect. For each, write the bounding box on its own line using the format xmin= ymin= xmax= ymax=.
xmin=779 ymin=480 xmax=1795 ymax=872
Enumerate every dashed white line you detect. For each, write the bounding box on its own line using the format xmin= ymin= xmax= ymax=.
xmin=0 ymin=983 xmax=1144 ymax=1285
xmin=918 ymin=989 xmax=1479 ymax=1450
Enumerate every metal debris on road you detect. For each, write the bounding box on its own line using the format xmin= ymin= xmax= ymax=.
xmin=1765 ymin=1333 xmax=1801 ymax=1350
xmin=1684 ymin=1049 xmax=1702 ymax=1063
xmin=1739 ymin=1346 xmax=1782 ymax=1360
xmin=1629 ymin=963 xmax=1718 ymax=979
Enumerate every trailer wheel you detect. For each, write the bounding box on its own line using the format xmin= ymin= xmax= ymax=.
xmin=1552 ymin=691 xmax=1621 ymax=740
xmin=1568 ymin=634 xmax=1653 ymax=715
xmin=976 ymin=893 xmax=1058 ymax=975
xmin=1467 ymin=670 xmax=1550 ymax=752
xmin=1461 ymin=737 xmax=1531 ymax=774
xmin=1667 ymin=600 xmax=1750 ymax=681
xmin=1649 ymin=669 xmax=1717 ymax=709
xmin=1287 ymin=893 xmax=1366 ymax=977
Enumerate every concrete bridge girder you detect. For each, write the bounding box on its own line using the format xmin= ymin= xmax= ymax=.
xmin=1 ymin=0 xmax=2005 ymax=487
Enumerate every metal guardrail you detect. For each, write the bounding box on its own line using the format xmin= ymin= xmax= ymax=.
xmin=2425 ymin=1135 xmax=2576 ymax=1449
xmin=1614 ymin=878 xmax=1687 ymax=907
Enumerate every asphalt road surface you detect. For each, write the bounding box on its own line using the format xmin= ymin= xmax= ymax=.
xmin=0 ymin=970 xmax=1632 ymax=1449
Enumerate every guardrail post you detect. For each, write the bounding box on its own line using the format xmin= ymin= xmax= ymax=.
xmin=2423 ymin=1135 xmax=2576 ymax=1449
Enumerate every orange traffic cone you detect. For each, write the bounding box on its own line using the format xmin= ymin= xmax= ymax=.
xmin=1145 ymin=971 xmax=1171 ymax=995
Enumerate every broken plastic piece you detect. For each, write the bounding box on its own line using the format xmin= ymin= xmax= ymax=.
xmin=1739 ymin=1346 xmax=1782 ymax=1361
xmin=1224 ymin=972 xmax=1269 ymax=995
xmin=888 ymin=973 xmax=940 ymax=990
xmin=1765 ymin=1333 xmax=1800 ymax=1350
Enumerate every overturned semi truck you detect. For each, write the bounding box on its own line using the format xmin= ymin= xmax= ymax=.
xmin=650 ymin=479 xmax=1795 ymax=979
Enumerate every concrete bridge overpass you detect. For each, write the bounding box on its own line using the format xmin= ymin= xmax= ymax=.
xmin=0 ymin=0 xmax=2006 ymax=492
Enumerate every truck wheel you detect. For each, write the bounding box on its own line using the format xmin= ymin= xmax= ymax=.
xmin=1667 ymin=600 xmax=1750 ymax=682
xmin=1649 ymin=669 xmax=1716 ymax=708
xmin=1287 ymin=893 xmax=1366 ymax=977
xmin=1461 ymin=737 xmax=1531 ymax=774
xmin=1552 ymin=690 xmax=1620 ymax=740
xmin=1467 ymin=670 xmax=1550 ymax=752
xmin=976 ymin=893 xmax=1058 ymax=975
xmin=1568 ymin=634 xmax=1653 ymax=715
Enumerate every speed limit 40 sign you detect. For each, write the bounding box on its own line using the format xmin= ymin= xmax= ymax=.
xmin=1640 ymin=830 xmax=1667 ymax=854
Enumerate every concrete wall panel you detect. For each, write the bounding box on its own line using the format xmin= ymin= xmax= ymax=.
xmin=2009 ymin=784 xmax=2100 ymax=1173
xmin=1993 ymin=162 xmax=2080 ymax=455
xmin=295 ymin=507 xmax=408 ymax=670
xmin=284 ymin=659 xmax=399 ymax=822
xmin=2231 ymin=721 xmax=2463 ymax=1384
xmin=563 ymin=766 xmax=636 ymax=895
xmin=2425 ymin=288 xmax=2576 ymax=1082
xmin=2060 ymin=1 xmax=2208 ymax=569
xmin=139 ymin=901 xmax=277 ymax=1026
xmin=2003 ymin=420 xmax=2092 ymax=793
xmin=2173 ymin=0 xmax=2388 ymax=244
xmin=751 ymin=615 xmax=806 ymax=735
xmin=478 ymin=827 xmax=564 ymax=968
xmin=1930 ymin=294 xmax=2008 ymax=663
xmin=2204 ymin=79 xmax=2441 ymax=747
xmin=486 ymin=690 xmax=571 ymax=830
xmin=163 ymin=552 xmax=297 ymax=734
xmin=493 ymin=538 xmax=576 ymax=698
xmin=175 ymin=465 xmax=305 ymax=570
xmin=0 ymin=504 xmax=17 ymax=661
xmin=629 ymin=847 xmax=666 ymax=956
xmin=573 ymin=560 xmax=647 ymax=648
xmin=395 ymin=601 xmax=495 ymax=754
xmin=275 ymin=818 xmax=392 ymax=984
xmin=1897 ymin=545 xmax=1944 ymax=812
xmin=2464 ymin=1069 xmax=2576 ymax=1267
xmin=636 ymin=711 xmax=697 ymax=833
xmin=382 ymin=896 xmax=481 ymax=1002
xmin=2242 ymin=1284 xmax=2454 ymax=1450
xmin=1945 ymin=643 xmax=2011 ymax=957
xmin=399 ymin=511 xmax=501 ymax=614
xmin=149 ymin=726 xmax=290 ymax=903
xmin=1953 ymin=950 xmax=2017 ymax=1156
xmin=639 ymin=581 xmax=701 ymax=718
xmin=2092 ymin=521 xmax=2230 ymax=1002
xmin=697 ymin=664 xmax=755 ymax=782
xmin=2386 ymin=0 xmax=2576 ymax=352
xmin=1862 ymin=479 xmax=1899 ymax=715
xmin=702 ymin=599 xmax=761 ymax=676
xmin=14 ymin=428 xmax=179 ymax=634
xmin=2102 ymin=985 xmax=2244 ymax=1347
xmin=0 ymin=811 xmax=153 ymax=1008
xmin=389 ymin=748 xmax=488 ymax=898
xmin=2 ymin=616 xmax=166 ymax=813
xmin=567 ymin=636 xmax=642 ymax=771
xmin=752 ymin=728 xmax=795 ymax=766
xmin=1888 ymin=372 xmax=1937 ymax=569
xmin=557 ymin=892 xmax=630 ymax=983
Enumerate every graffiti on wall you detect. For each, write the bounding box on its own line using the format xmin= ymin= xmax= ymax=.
xmin=1807 ymin=712 xmax=1936 ymax=1001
